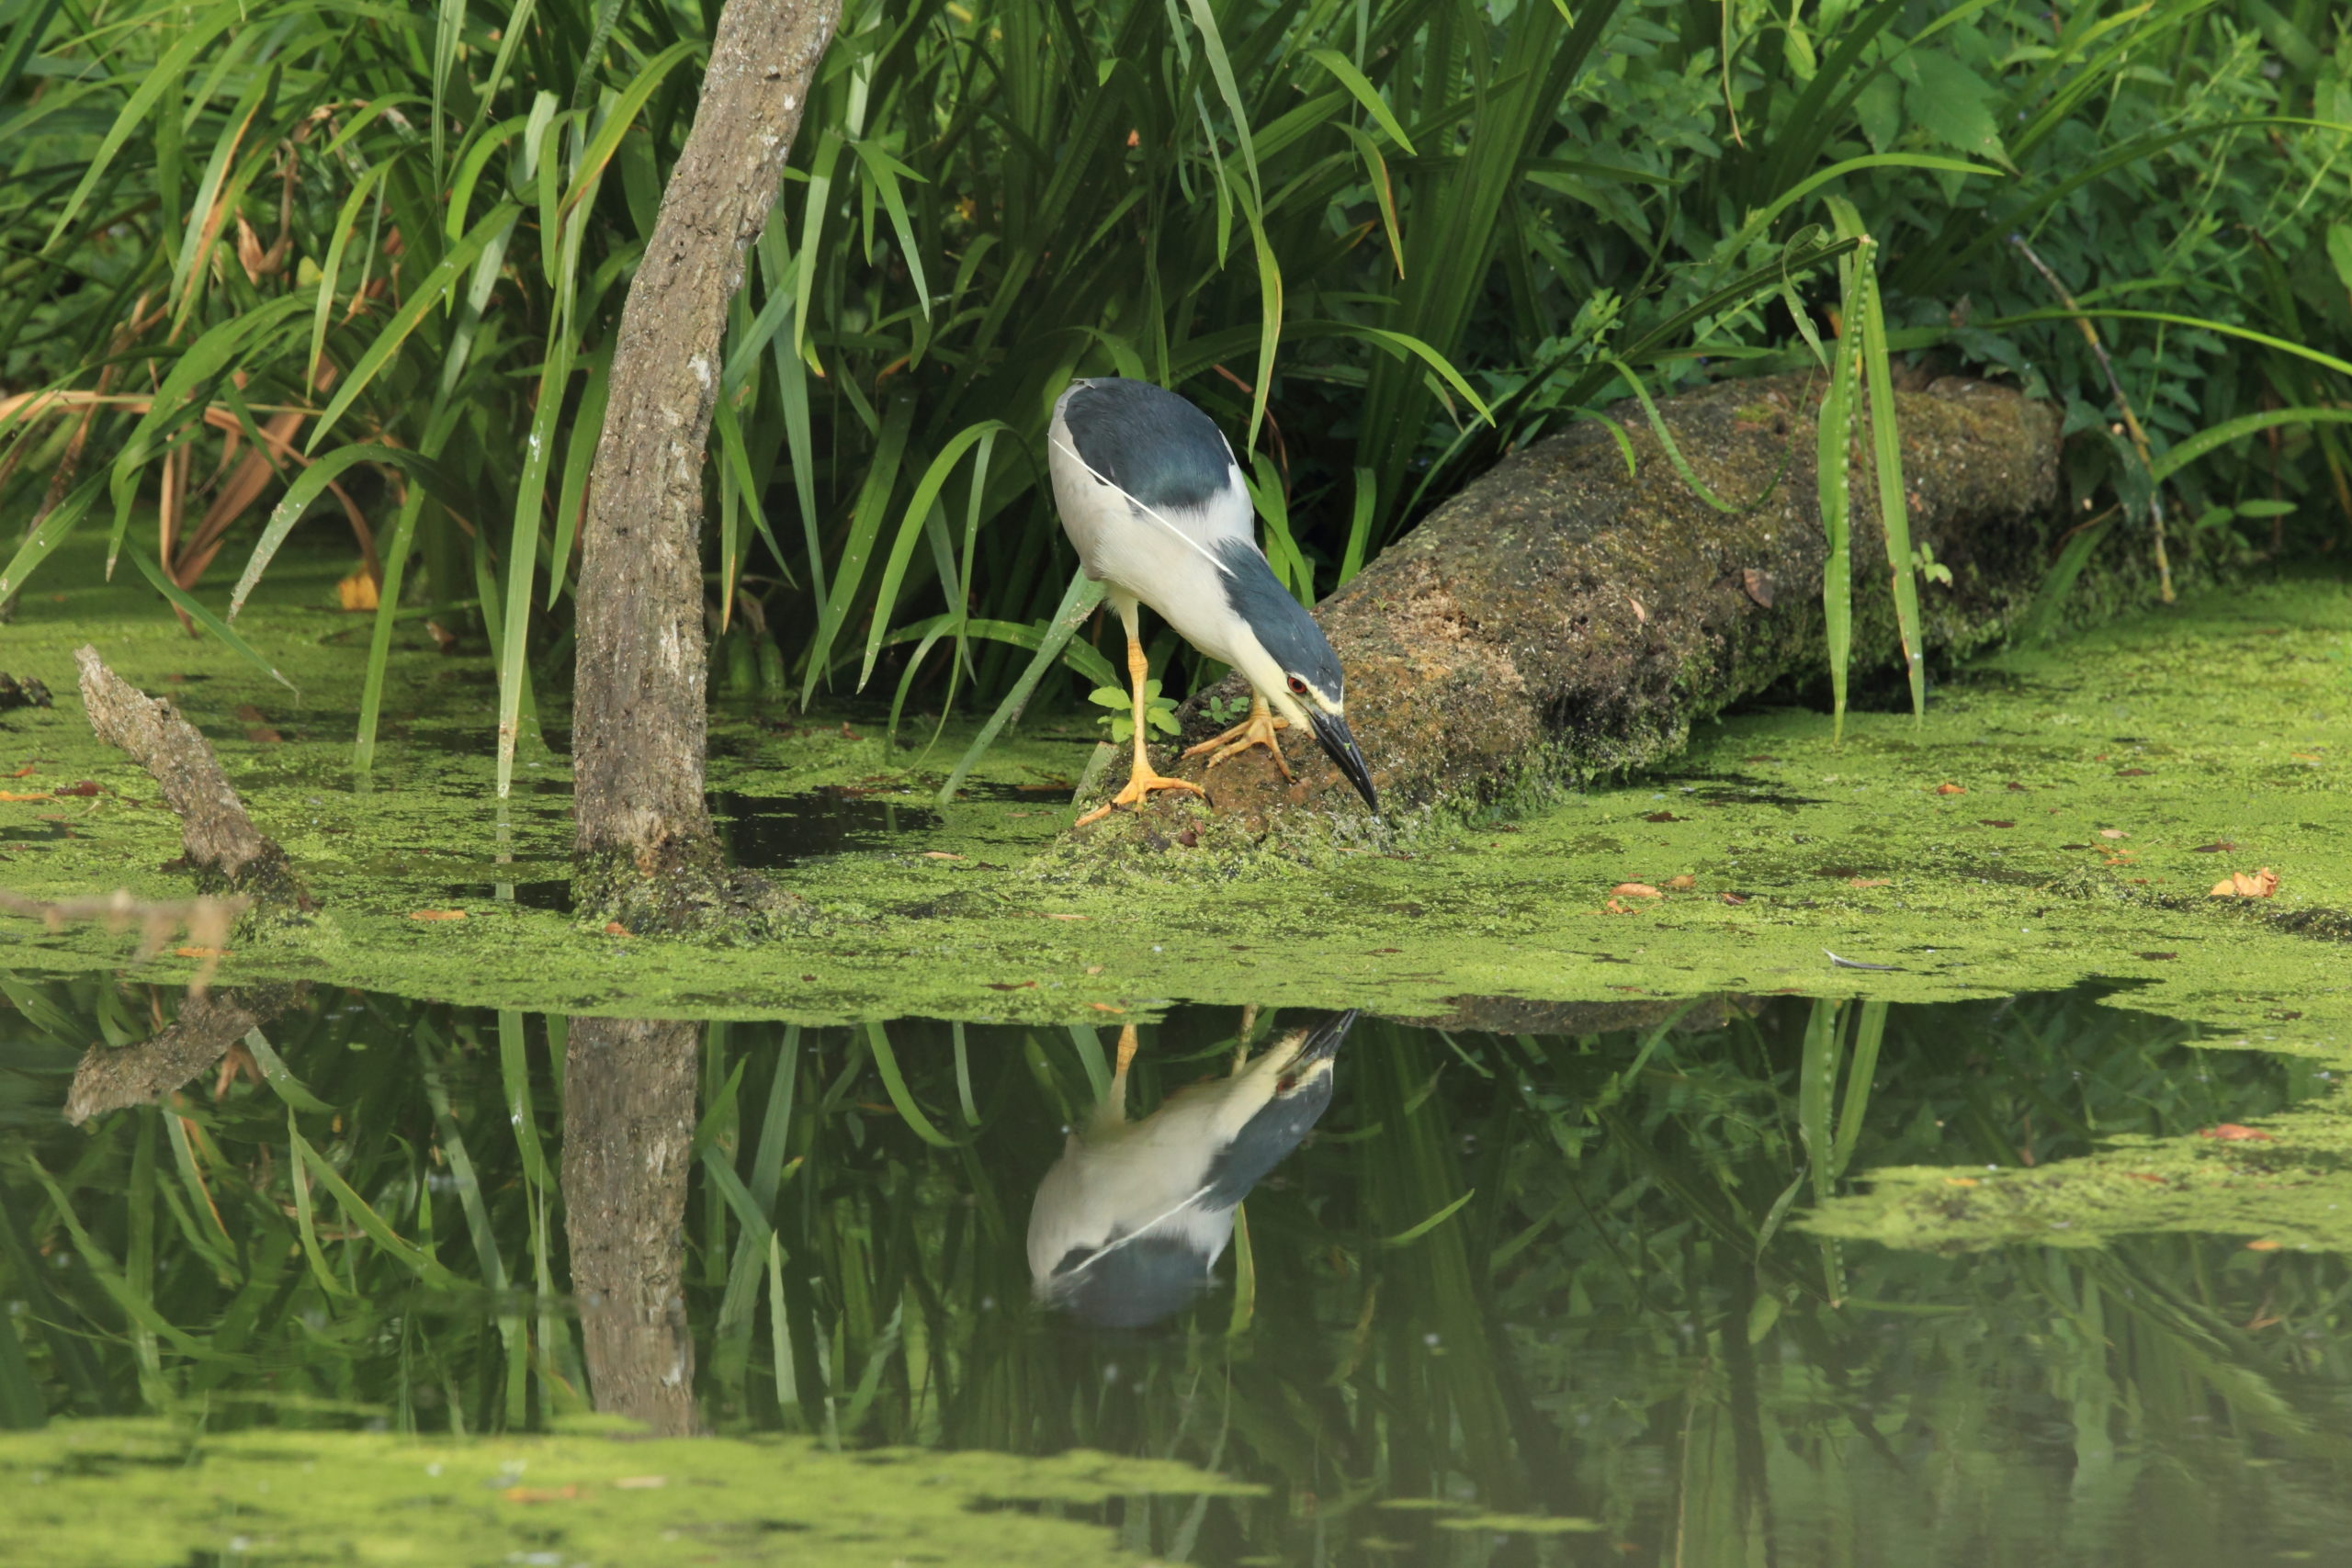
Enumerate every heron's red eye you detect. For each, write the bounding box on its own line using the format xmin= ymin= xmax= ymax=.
xmin=1286 ymin=675 xmax=1307 ymax=696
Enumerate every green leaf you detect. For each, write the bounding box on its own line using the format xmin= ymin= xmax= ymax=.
xmin=2328 ymin=223 xmax=2352 ymax=292
xmin=1899 ymin=50 xmax=2011 ymax=168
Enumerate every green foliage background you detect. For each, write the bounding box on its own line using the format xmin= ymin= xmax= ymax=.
xmin=2 ymin=0 xmax=2348 ymax=776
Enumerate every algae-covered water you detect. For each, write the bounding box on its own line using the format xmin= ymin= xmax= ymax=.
xmin=5 ymin=545 xmax=2352 ymax=1562
xmin=7 ymin=981 xmax=2352 ymax=1565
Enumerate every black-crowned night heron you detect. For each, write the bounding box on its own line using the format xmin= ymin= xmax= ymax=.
xmin=1047 ymin=378 xmax=1379 ymax=826
xmin=1026 ymin=1010 xmax=1358 ymax=1329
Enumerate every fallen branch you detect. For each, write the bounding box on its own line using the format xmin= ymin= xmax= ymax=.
xmin=74 ymin=646 xmax=312 ymax=908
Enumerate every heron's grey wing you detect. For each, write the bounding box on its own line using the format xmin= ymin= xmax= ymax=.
xmin=1052 ymin=378 xmax=1256 ymax=559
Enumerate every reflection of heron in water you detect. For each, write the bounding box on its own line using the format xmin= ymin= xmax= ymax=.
xmin=1027 ymin=1010 xmax=1358 ymax=1329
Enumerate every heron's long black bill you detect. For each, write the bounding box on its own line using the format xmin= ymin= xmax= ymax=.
xmin=1308 ymin=711 xmax=1380 ymax=815
xmin=1295 ymin=1009 xmax=1361 ymax=1067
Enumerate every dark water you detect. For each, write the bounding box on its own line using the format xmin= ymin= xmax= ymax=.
xmin=3 ymin=978 xmax=2348 ymax=1565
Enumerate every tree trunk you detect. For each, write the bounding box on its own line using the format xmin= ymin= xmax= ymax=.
xmin=571 ymin=0 xmax=838 ymax=929
xmin=561 ymin=1015 xmax=702 ymax=1436
xmin=1058 ymin=375 xmax=2141 ymax=861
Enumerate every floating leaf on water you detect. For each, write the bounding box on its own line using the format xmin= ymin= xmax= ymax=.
xmin=2210 ymin=867 xmax=2278 ymax=898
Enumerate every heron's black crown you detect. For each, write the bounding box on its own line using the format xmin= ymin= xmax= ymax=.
xmin=1060 ymin=378 xmax=1236 ymax=513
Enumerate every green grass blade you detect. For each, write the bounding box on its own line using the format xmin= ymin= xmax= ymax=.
xmin=1816 ymin=281 xmax=1858 ymax=744
xmin=862 ymin=1023 xmax=956 ymax=1148
xmin=858 ymin=420 xmax=1008 ymax=688
xmin=231 ymin=444 xmax=400 ymax=619
xmin=241 ymin=1028 xmax=333 ymax=1113
xmin=801 ymin=393 xmax=912 ymax=702
xmin=2151 ymin=405 xmax=2352 ymax=484
xmin=127 ymin=546 xmax=297 ymax=694
xmin=1797 ymin=998 xmax=1840 ymax=1203
xmin=936 ymin=570 xmax=1105 ymax=806
xmin=40 ymin=0 xmax=240 ymax=250
xmin=1831 ymin=999 xmax=1887 ymax=1182
xmin=0 ymin=472 xmax=106 ymax=601
xmin=306 ymin=201 xmax=524 ymax=455
xmin=1305 ymin=46 xmax=1416 ymax=152
xmin=1828 ymin=197 xmax=1924 ymax=719
xmin=845 ymin=139 xmax=932 ymax=320
xmin=288 ymin=1121 xmax=463 ymax=1288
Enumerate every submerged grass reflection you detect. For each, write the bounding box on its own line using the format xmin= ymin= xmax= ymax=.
xmin=3 ymin=980 xmax=2351 ymax=1563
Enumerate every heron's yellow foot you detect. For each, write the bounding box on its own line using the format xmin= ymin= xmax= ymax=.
xmin=1182 ymin=705 xmax=1294 ymax=777
xmin=1073 ymin=761 xmax=1206 ymax=827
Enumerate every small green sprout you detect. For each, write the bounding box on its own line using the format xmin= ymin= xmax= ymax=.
xmin=1089 ymin=681 xmax=1181 ymax=745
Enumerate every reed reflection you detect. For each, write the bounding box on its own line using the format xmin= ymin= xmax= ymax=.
xmin=1026 ymin=1010 xmax=1355 ymax=1328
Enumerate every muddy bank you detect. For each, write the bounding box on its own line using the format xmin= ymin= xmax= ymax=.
xmin=1066 ymin=375 xmax=2108 ymax=858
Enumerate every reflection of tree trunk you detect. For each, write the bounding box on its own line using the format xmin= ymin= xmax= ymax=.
xmin=64 ymin=987 xmax=291 ymax=1125
xmin=569 ymin=0 xmax=837 ymax=930
xmin=562 ymin=1016 xmax=701 ymax=1436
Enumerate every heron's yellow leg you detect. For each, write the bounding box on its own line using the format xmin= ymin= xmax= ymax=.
xmin=1182 ymin=692 xmax=1294 ymax=779
xmin=1075 ymin=633 xmax=1206 ymax=826
xmin=1103 ymin=1023 xmax=1140 ymax=1124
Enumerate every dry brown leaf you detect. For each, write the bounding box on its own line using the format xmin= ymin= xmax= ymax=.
xmin=2245 ymin=1238 xmax=2284 ymax=1252
xmin=407 ymin=908 xmax=468 ymax=921
xmin=1084 ymin=964 xmax=1104 ymax=976
xmin=1665 ymin=874 xmax=1696 ymax=890
xmin=336 ymin=570 xmax=379 ymax=611
xmin=0 ymin=790 xmax=47 ymax=801
xmin=2210 ymin=866 xmax=2278 ymax=898
xmin=1945 ymin=1178 xmax=1980 ymax=1188
xmin=1043 ymin=912 xmax=1088 ymax=920
xmin=2098 ymin=828 xmax=2129 ymax=840
xmin=922 ymin=851 xmax=964 ymax=860
xmin=1934 ymin=783 xmax=1966 ymax=795
xmin=1848 ymin=877 xmax=1893 ymax=888
xmin=2199 ymin=1123 xmax=2275 ymax=1143
xmin=1089 ymin=1001 xmax=1125 ymax=1013
xmin=1720 ymin=892 xmax=1748 ymax=906
xmin=6 ymin=765 xmax=32 ymax=778
xmin=1610 ymin=882 xmax=1662 ymax=898
xmin=173 ymin=946 xmax=229 ymax=959
xmin=603 ymin=922 xmax=631 ymax=937
xmin=1740 ymin=567 xmax=1773 ymax=607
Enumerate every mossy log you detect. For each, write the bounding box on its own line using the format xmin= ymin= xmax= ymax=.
xmin=1062 ymin=373 xmax=2080 ymax=859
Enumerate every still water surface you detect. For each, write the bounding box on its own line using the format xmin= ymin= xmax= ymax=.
xmin=3 ymin=979 xmax=2347 ymax=1564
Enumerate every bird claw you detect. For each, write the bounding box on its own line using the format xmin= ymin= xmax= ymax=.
xmin=1182 ymin=712 xmax=1294 ymax=778
xmin=1073 ymin=765 xmax=1206 ymax=827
